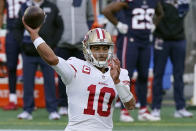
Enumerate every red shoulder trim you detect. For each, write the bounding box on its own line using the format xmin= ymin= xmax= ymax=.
xmin=70 ymin=64 xmax=77 ymax=77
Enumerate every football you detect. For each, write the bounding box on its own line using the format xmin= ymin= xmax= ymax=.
xmin=23 ymin=6 xmax=45 ymax=29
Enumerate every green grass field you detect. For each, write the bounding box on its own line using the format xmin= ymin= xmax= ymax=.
xmin=0 ymin=106 xmax=196 ymax=131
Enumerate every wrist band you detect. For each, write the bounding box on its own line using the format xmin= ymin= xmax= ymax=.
xmin=33 ymin=37 xmax=45 ymax=49
xmin=115 ymin=82 xmax=133 ymax=103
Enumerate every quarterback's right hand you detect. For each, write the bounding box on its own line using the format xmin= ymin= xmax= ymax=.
xmin=116 ymin=22 xmax=128 ymax=34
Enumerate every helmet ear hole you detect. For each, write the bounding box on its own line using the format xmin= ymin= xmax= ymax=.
xmin=82 ymin=28 xmax=114 ymax=68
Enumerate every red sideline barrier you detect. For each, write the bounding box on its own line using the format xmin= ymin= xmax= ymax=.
xmin=0 ymin=83 xmax=46 ymax=108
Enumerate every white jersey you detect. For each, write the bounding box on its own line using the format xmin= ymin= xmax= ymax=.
xmin=52 ymin=57 xmax=130 ymax=131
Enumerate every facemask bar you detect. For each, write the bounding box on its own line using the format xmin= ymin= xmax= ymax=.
xmin=85 ymin=43 xmax=114 ymax=68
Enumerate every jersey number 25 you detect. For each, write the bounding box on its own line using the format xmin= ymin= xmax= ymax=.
xmin=132 ymin=8 xmax=155 ymax=30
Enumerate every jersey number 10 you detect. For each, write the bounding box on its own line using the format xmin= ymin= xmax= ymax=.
xmin=84 ymin=85 xmax=116 ymax=117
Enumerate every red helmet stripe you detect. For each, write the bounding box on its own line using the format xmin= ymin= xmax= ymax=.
xmin=101 ymin=29 xmax=105 ymax=39
xmin=96 ymin=28 xmax=105 ymax=39
xmin=96 ymin=28 xmax=100 ymax=39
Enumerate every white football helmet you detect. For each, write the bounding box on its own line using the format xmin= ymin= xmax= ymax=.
xmin=82 ymin=28 xmax=114 ymax=68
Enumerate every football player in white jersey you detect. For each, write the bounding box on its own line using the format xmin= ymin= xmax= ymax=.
xmin=22 ymin=15 xmax=135 ymax=131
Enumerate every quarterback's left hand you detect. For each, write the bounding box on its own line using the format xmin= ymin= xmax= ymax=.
xmin=110 ymin=58 xmax=121 ymax=84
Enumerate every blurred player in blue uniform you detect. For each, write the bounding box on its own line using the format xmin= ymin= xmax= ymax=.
xmin=103 ymin=0 xmax=163 ymax=121
xmin=0 ymin=0 xmax=27 ymax=110
xmin=151 ymin=0 xmax=193 ymax=120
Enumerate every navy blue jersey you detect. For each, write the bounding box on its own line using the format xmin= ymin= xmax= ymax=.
xmin=5 ymin=0 xmax=27 ymax=29
xmin=122 ymin=0 xmax=159 ymax=43
xmin=154 ymin=1 xmax=189 ymax=41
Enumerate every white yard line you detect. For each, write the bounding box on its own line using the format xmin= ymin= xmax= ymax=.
xmin=0 ymin=130 xmax=62 ymax=131
xmin=0 ymin=130 xmax=131 ymax=131
xmin=0 ymin=130 xmax=130 ymax=131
